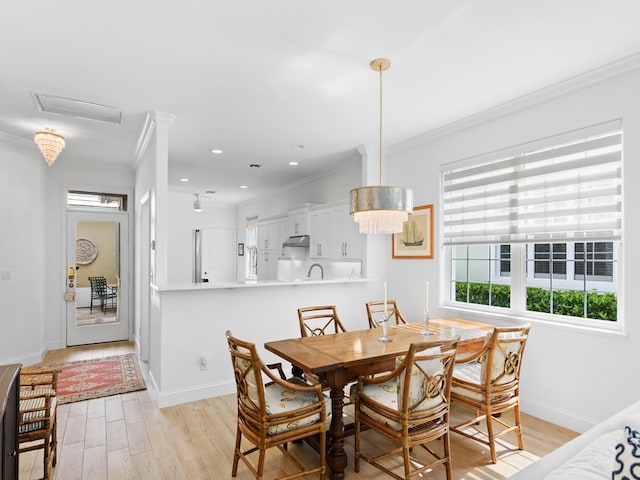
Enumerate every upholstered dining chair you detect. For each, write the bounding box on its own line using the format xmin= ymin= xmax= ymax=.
xmin=18 ymin=367 xmax=61 ymax=480
xmin=450 ymin=324 xmax=531 ymax=464
xmin=296 ymin=305 xmax=348 ymax=387
xmin=354 ymin=338 xmax=459 ymax=480
xmin=366 ymin=300 xmax=408 ymax=329
xmin=226 ymin=330 xmax=328 ymax=480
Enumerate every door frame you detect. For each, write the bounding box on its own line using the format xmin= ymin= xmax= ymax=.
xmin=64 ymin=187 xmax=134 ymax=346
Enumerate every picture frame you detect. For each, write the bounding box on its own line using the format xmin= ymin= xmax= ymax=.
xmin=237 ymin=243 xmax=245 ymax=256
xmin=392 ymin=204 xmax=434 ymax=259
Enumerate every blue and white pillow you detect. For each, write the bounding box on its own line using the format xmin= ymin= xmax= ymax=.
xmin=612 ymin=425 xmax=640 ymax=479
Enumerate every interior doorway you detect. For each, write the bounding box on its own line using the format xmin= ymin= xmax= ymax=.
xmin=66 ymin=194 xmax=130 ymax=346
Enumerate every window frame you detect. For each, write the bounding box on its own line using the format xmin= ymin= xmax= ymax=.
xmin=441 ymin=122 xmax=623 ymax=331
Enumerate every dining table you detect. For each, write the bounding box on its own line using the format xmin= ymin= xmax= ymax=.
xmin=264 ymin=317 xmax=495 ymax=480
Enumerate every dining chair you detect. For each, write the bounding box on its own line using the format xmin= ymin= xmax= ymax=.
xmin=354 ymin=337 xmax=459 ymax=480
xmin=297 ymin=305 xmax=347 ymax=337
xmin=226 ymin=330 xmax=328 ymax=480
xmin=18 ymin=367 xmax=61 ymax=480
xmin=450 ymin=324 xmax=531 ymax=463
xmin=366 ymin=300 xmax=408 ymax=329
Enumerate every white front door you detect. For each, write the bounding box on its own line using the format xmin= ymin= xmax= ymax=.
xmin=66 ymin=210 xmax=129 ymax=346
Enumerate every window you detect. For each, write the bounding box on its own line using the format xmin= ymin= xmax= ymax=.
xmin=442 ymin=122 xmax=622 ymax=326
xmin=67 ymin=190 xmax=127 ymax=211
xmin=245 ymin=217 xmax=258 ymax=279
xmin=575 ymin=242 xmax=614 ymax=281
xmin=533 ymin=244 xmax=566 ymax=279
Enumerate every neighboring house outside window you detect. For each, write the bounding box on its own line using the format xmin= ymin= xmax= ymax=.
xmin=442 ymin=121 xmax=622 ymax=328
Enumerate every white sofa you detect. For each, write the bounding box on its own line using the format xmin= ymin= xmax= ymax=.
xmin=510 ymin=400 xmax=640 ymax=479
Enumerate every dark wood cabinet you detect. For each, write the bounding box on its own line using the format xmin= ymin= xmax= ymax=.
xmin=0 ymin=364 xmax=20 ymax=480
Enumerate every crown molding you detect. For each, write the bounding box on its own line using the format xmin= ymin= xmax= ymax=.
xmin=390 ymin=52 xmax=640 ymax=154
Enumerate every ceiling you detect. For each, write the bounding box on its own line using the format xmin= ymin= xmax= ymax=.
xmin=3 ymin=1 xmax=640 ymax=205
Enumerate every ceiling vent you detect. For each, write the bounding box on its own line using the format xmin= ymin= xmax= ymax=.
xmin=33 ymin=93 xmax=123 ymax=125
xmin=248 ymin=163 xmax=263 ymax=169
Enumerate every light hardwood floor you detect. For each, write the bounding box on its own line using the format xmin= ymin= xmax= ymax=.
xmin=19 ymin=342 xmax=578 ymax=480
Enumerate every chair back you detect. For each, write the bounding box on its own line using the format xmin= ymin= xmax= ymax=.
xmin=481 ymin=325 xmax=530 ymax=390
xmin=226 ymin=331 xmax=268 ymax=418
xmin=88 ymin=276 xmax=108 ymax=295
xmin=397 ymin=338 xmax=459 ymax=416
xmin=366 ymin=300 xmax=407 ymax=328
xmin=297 ymin=305 xmax=347 ymax=337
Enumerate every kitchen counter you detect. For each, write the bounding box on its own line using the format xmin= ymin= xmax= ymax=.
xmin=152 ymin=277 xmax=369 ymax=292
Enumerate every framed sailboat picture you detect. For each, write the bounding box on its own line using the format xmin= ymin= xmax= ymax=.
xmin=392 ymin=204 xmax=434 ymax=259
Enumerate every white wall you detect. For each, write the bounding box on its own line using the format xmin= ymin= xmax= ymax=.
xmin=0 ymin=134 xmax=47 ymax=364
xmin=44 ymin=157 xmax=134 ymax=351
xmin=386 ymin=61 xmax=640 ymax=432
xmin=166 ymin=192 xmax=236 ymax=284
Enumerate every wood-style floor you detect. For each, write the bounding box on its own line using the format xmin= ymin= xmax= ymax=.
xmin=19 ymin=341 xmax=578 ymax=480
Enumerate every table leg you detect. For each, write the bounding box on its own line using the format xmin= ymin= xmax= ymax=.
xmin=327 ymin=385 xmax=347 ymax=480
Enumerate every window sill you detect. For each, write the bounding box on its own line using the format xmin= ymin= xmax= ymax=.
xmin=441 ymin=303 xmax=628 ymax=340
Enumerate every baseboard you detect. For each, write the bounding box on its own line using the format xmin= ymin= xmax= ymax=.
xmin=155 ymin=380 xmax=236 ymax=408
xmin=520 ymin=398 xmax=597 ymax=433
xmin=0 ymin=346 xmax=48 ymax=367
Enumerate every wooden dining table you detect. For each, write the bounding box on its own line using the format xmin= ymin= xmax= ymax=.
xmin=264 ymin=317 xmax=495 ymax=480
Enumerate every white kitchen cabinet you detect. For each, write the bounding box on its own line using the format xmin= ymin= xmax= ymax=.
xmin=257 ymin=215 xmax=287 ymax=252
xmin=257 ymin=250 xmax=278 ymax=281
xmin=287 ymin=207 xmax=310 ymax=236
xmin=309 ymin=208 xmax=332 ymax=258
xmin=309 ymin=203 xmax=363 ymax=259
xmin=332 ymin=203 xmax=363 ymax=258
xmin=257 ymin=215 xmax=287 ymax=280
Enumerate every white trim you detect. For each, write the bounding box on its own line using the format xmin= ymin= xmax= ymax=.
xmin=390 ymin=53 xmax=640 ymax=154
xmin=155 ymin=381 xmax=236 ymax=408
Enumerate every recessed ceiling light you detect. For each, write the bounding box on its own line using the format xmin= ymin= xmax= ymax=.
xmin=211 ymin=149 xmax=224 ymax=154
xmin=240 ymin=185 xmax=248 ymax=189
xmin=180 ymin=178 xmax=190 ymax=182
xmin=289 ymin=161 xmax=299 ymax=166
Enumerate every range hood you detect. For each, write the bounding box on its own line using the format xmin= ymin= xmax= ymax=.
xmin=282 ymin=235 xmax=310 ymax=248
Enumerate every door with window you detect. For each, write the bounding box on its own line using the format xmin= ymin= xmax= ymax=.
xmin=66 ymin=208 xmax=129 ymax=346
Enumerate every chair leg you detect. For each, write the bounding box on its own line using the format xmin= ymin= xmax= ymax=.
xmin=257 ymin=445 xmax=267 ymax=480
xmin=44 ymin=436 xmax=51 ymax=480
xmin=354 ymin=417 xmax=360 ymax=472
xmin=514 ymin=403 xmax=524 ymax=450
xmin=231 ymin=428 xmax=242 ymax=476
xmin=443 ymin=432 xmax=452 ymax=480
xmin=402 ymin=445 xmax=411 ymax=480
xmin=485 ymin=411 xmax=497 ymax=464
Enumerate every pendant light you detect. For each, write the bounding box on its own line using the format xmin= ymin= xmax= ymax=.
xmin=349 ymin=58 xmax=413 ymax=234
xmin=34 ymin=128 xmax=65 ymax=166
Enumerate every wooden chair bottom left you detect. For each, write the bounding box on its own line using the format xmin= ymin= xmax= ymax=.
xmin=226 ymin=330 xmax=328 ymax=480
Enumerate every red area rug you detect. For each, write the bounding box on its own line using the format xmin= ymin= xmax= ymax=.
xmin=50 ymin=354 xmax=146 ymax=404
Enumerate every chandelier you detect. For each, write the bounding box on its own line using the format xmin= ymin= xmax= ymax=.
xmin=350 ymin=58 xmax=413 ymax=234
xmin=34 ymin=128 xmax=65 ymax=166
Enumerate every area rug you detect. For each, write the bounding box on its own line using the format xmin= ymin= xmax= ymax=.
xmin=47 ymin=354 xmax=146 ymax=404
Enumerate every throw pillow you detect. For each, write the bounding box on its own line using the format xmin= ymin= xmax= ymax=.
xmin=612 ymin=425 xmax=640 ymax=479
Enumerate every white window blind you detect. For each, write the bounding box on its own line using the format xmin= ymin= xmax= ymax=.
xmin=442 ymin=122 xmax=622 ymax=245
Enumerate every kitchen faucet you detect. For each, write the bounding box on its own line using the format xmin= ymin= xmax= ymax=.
xmin=307 ymin=263 xmax=324 ymax=280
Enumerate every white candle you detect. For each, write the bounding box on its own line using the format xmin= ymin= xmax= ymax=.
xmin=425 ymin=281 xmax=429 ymax=312
xmin=384 ymin=282 xmax=388 ymax=315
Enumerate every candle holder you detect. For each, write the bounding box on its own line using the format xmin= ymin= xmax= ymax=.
xmin=377 ymin=312 xmax=393 ymax=342
xmin=421 ymin=308 xmax=433 ymax=336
